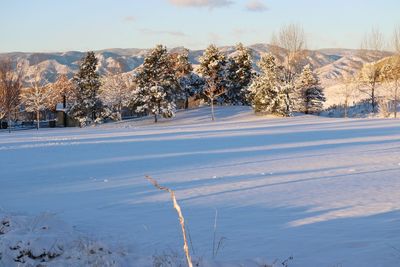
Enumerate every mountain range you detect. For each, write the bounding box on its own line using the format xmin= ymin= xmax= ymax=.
xmin=0 ymin=44 xmax=393 ymax=86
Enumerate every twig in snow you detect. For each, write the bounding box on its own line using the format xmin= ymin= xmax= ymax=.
xmin=145 ymin=175 xmax=193 ymax=267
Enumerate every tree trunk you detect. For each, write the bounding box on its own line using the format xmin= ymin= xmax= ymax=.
xmin=184 ymin=91 xmax=189 ymax=110
xmin=7 ymin=112 xmax=11 ymax=133
xmin=211 ymin=98 xmax=215 ymax=121
xmin=371 ymin=83 xmax=376 ymax=113
xmin=36 ymin=110 xmax=40 ymax=130
xmin=154 ymin=113 xmax=158 ymax=123
xmin=394 ymin=82 xmax=398 ymax=118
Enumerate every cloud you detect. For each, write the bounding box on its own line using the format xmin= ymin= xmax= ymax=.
xmin=208 ymin=32 xmax=222 ymax=44
xmin=123 ymin=16 xmax=136 ymax=22
xmin=245 ymin=0 xmax=267 ymax=12
xmin=168 ymin=0 xmax=233 ymax=8
xmin=139 ymin=28 xmax=187 ymax=37
xmin=232 ymin=28 xmax=256 ymax=37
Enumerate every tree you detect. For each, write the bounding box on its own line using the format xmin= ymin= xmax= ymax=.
xmin=270 ymin=24 xmax=307 ymax=113
xmin=68 ymin=51 xmax=105 ymax=126
xmin=225 ymin=43 xmax=253 ymax=105
xmin=358 ymin=27 xmax=385 ymax=113
xmin=295 ymin=64 xmax=326 ymax=114
xmin=100 ymin=73 xmax=134 ymax=120
xmin=52 ymin=74 xmax=75 ymax=110
xmin=171 ymin=49 xmax=196 ymax=109
xmin=381 ymin=58 xmax=400 ymax=118
xmin=133 ymin=45 xmax=179 ymax=123
xmin=337 ymin=74 xmax=357 ymax=118
xmin=0 ymin=59 xmax=23 ymax=132
xmin=178 ymin=72 xmax=205 ymax=108
xmin=247 ymin=53 xmax=290 ymax=116
xmin=198 ymin=44 xmax=227 ymax=121
xmin=20 ymin=67 xmax=52 ymax=129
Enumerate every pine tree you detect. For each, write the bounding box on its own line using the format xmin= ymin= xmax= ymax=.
xmin=198 ymin=44 xmax=227 ymax=121
xmin=225 ymin=43 xmax=253 ymax=105
xmin=247 ymin=53 xmax=290 ymax=116
xmin=69 ymin=51 xmax=105 ymax=126
xmin=295 ymin=64 xmax=326 ymax=114
xmin=178 ymin=72 xmax=205 ymax=108
xmin=171 ymin=49 xmax=201 ymax=109
xmin=133 ymin=45 xmax=179 ymax=123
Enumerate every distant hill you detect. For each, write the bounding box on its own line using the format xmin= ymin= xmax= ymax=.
xmin=0 ymin=44 xmax=393 ymax=86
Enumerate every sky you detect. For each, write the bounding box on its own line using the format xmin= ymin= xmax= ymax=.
xmin=1 ymin=0 xmax=399 ymax=53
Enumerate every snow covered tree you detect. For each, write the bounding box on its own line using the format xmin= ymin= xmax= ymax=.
xmin=100 ymin=73 xmax=134 ymax=121
xmin=68 ymin=52 xmax=105 ymax=126
xmin=381 ymin=58 xmax=400 ymax=118
xmin=270 ymin=24 xmax=307 ymax=114
xmin=247 ymin=53 xmax=290 ymax=116
xmin=178 ymin=72 xmax=205 ymax=107
xmin=198 ymin=44 xmax=227 ymax=121
xmin=0 ymin=59 xmax=23 ymax=132
xmin=171 ymin=49 xmax=205 ymax=109
xmin=21 ymin=67 xmax=53 ymax=129
xmin=133 ymin=45 xmax=179 ymax=123
xmin=51 ymin=74 xmax=75 ymax=111
xmin=225 ymin=43 xmax=253 ymax=105
xmin=295 ymin=64 xmax=326 ymax=114
xmin=358 ymin=27 xmax=385 ymax=113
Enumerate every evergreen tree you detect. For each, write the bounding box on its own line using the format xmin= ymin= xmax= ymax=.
xmin=171 ymin=49 xmax=204 ymax=109
xmin=133 ymin=45 xmax=179 ymax=123
xmin=69 ymin=51 xmax=105 ymax=126
xmin=178 ymin=72 xmax=205 ymax=108
xmin=295 ymin=64 xmax=326 ymax=114
xmin=198 ymin=44 xmax=227 ymax=121
xmin=247 ymin=53 xmax=290 ymax=116
xmin=225 ymin=43 xmax=253 ymax=105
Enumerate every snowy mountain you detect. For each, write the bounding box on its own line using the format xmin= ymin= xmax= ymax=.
xmin=316 ymin=48 xmax=393 ymax=86
xmin=0 ymin=45 xmax=392 ymax=85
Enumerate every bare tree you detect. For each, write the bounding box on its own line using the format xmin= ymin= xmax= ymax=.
xmin=0 ymin=59 xmax=23 ymax=132
xmin=394 ymin=26 xmax=400 ymax=54
xmin=381 ymin=58 xmax=400 ymax=118
xmin=271 ymin=24 xmax=307 ymax=113
xmin=51 ymin=74 xmax=75 ymax=110
xmin=21 ymin=66 xmax=52 ymax=129
xmin=338 ymin=74 xmax=357 ymax=118
xmin=100 ymin=73 xmax=134 ymax=121
xmin=358 ymin=27 xmax=385 ymax=113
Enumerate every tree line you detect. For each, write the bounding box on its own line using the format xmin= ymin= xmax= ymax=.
xmin=2 ymin=24 xmax=399 ymax=129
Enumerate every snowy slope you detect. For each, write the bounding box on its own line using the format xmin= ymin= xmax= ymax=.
xmin=1 ymin=44 xmax=382 ymax=85
xmin=1 ymin=106 xmax=400 ymax=266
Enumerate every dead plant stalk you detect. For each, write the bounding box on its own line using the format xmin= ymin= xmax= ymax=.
xmin=145 ymin=176 xmax=193 ymax=267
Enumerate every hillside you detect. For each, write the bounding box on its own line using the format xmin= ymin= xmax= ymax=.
xmin=0 ymin=44 xmax=392 ymax=85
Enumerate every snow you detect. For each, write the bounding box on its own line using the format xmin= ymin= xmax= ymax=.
xmin=1 ymin=106 xmax=400 ymax=266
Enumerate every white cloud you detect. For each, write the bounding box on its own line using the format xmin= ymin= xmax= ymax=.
xmin=123 ymin=16 xmax=136 ymax=22
xmin=139 ymin=28 xmax=187 ymax=37
xmin=245 ymin=0 xmax=267 ymax=12
xmin=168 ymin=0 xmax=233 ymax=8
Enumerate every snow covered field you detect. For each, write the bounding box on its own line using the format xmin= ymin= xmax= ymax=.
xmin=1 ymin=106 xmax=400 ymax=266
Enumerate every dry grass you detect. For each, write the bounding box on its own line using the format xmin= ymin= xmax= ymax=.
xmin=145 ymin=176 xmax=193 ymax=267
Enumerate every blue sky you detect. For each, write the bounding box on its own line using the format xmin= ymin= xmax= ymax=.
xmin=1 ymin=0 xmax=399 ymax=52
